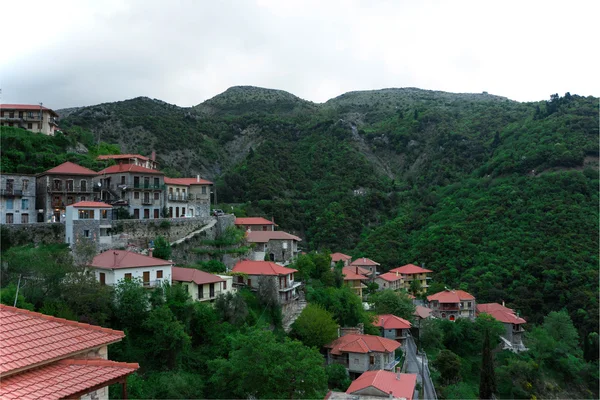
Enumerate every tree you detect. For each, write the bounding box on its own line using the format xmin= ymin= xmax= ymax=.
xmin=326 ymin=363 xmax=351 ymax=391
xmin=141 ymin=305 xmax=191 ymax=370
xmin=479 ymin=328 xmax=496 ymax=399
xmin=432 ymin=349 xmax=461 ymax=384
xmin=113 ymin=277 xmax=150 ymax=332
xmin=409 ymin=278 xmax=422 ymax=296
xmin=153 ymin=236 xmax=171 ymax=260
xmin=369 ymin=289 xmax=415 ymax=321
xmin=291 ymin=304 xmax=339 ymax=349
xmin=194 ymin=260 xmax=227 ymax=273
xmin=214 ymin=292 xmax=248 ymax=326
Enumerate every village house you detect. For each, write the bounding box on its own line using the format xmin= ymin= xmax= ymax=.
xmin=36 ymin=162 xmax=98 ymax=223
xmin=246 ymin=230 xmax=301 ymax=264
xmin=350 ymin=257 xmax=381 ymax=278
xmin=342 ymin=266 xmax=369 ymax=297
xmin=331 ymin=252 xmax=352 ymax=267
xmin=477 ymin=303 xmax=527 ymax=352
xmin=234 ymin=216 xmax=276 ymax=231
xmin=96 ymin=163 xmax=165 ymax=219
xmin=231 ymin=260 xmax=301 ymax=306
xmin=374 ymin=314 xmax=412 ymax=346
xmin=97 ymin=153 xmax=159 ymax=170
xmin=375 ymin=272 xmax=404 ymax=291
xmin=388 ymin=264 xmax=433 ymax=293
xmin=326 ymin=370 xmax=417 ymax=400
xmin=0 ymin=173 xmax=36 ymax=224
xmin=0 ymin=104 xmax=60 ymax=135
xmin=0 ymin=304 xmax=138 ymax=400
xmin=324 ymin=334 xmax=401 ymax=378
xmin=172 ymin=267 xmax=231 ymax=302
xmin=427 ymin=289 xmax=476 ymax=321
xmin=90 ymin=249 xmax=173 ymax=287
xmin=164 ymin=176 xmax=213 ymax=218
xmin=65 ymin=201 xmax=113 ymax=250
xmin=414 ymin=305 xmax=433 ymax=321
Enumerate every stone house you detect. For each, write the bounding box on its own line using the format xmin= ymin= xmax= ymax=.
xmin=245 ymin=230 xmax=301 ymax=264
xmin=331 ymin=252 xmax=352 ymax=267
xmin=0 ymin=103 xmax=60 ymax=135
xmin=342 ymin=267 xmax=369 ymax=297
xmin=337 ymin=370 xmax=417 ymax=400
xmin=0 ymin=304 xmax=138 ymax=399
xmin=388 ymin=264 xmax=433 ymax=293
xmin=373 ymin=314 xmax=412 ymax=346
xmin=231 ymin=260 xmax=301 ymax=305
xmin=36 ymin=162 xmax=98 ymax=223
xmin=427 ymin=289 xmax=476 ymax=321
xmin=477 ymin=303 xmax=527 ymax=352
xmin=0 ymin=173 xmax=36 ymax=224
xmin=234 ymin=217 xmax=276 ymax=231
xmin=324 ymin=334 xmax=401 ymax=378
xmin=164 ymin=176 xmax=212 ymax=218
xmin=350 ymin=258 xmax=381 ymax=279
xmin=90 ymin=249 xmax=173 ymax=288
xmin=375 ymin=272 xmax=404 ymax=291
xmin=65 ymin=201 xmax=113 ymax=251
xmin=172 ymin=266 xmax=234 ymax=302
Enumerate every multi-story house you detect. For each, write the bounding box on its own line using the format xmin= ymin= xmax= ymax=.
xmin=350 ymin=258 xmax=381 ymax=278
xmin=97 ymin=153 xmax=159 ymax=170
xmin=0 ymin=174 xmax=36 ymax=224
xmin=374 ymin=314 xmax=412 ymax=346
xmin=96 ymin=164 xmax=165 ymax=219
xmin=172 ymin=267 xmax=233 ymax=302
xmin=234 ymin=217 xmax=276 ymax=231
xmin=375 ymin=272 xmax=404 ymax=291
xmin=246 ymin=230 xmax=301 ymax=264
xmin=164 ymin=176 xmax=213 ymax=218
xmin=388 ymin=264 xmax=433 ymax=293
xmin=331 ymin=252 xmax=352 ymax=267
xmin=36 ymin=162 xmax=98 ymax=222
xmin=0 ymin=304 xmax=138 ymax=399
xmin=90 ymin=249 xmax=173 ymax=287
xmin=232 ymin=260 xmax=301 ymax=305
xmin=0 ymin=104 xmax=59 ymax=135
xmin=427 ymin=289 xmax=476 ymax=321
xmin=325 ymin=334 xmax=401 ymax=378
xmin=342 ymin=267 xmax=369 ymax=297
xmin=65 ymin=201 xmax=113 ymax=250
xmin=477 ymin=303 xmax=527 ymax=352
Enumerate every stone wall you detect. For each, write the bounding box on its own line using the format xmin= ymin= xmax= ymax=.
xmin=1 ymin=223 xmax=64 ymax=247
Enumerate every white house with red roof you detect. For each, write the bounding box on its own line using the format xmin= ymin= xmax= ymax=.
xmin=375 ymin=272 xmax=404 ymax=291
xmin=427 ymin=289 xmax=476 ymax=321
xmin=245 ymin=230 xmax=301 ymax=264
xmin=65 ymin=201 xmax=114 ymax=251
xmin=331 ymin=252 xmax=352 ymax=267
xmin=90 ymin=249 xmax=173 ymax=288
xmin=374 ymin=314 xmax=412 ymax=344
xmin=477 ymin=303 xmax=527 ymax=352
xmin=172 ymin=266 xmax=234 ymax=302
xmin=324 ymin=333 xmax=401 ymax=377
xmin=234 ymin=217 xmax=277 ymax=231
xmin=232 ymin=260 xmax=300 ymax=304
xmin=388 ymin=264 xmax=433 ymax=293
xmin=164 ymin=176 xmax=213 ymax=218
xmin=0 ymin=104 xmax=59 ymax=135
xmin=0 ymin=304 xmax=138 ymax=400
xmin=342 ymin=266 xmax=370 ymax=297
xmin=350 ymin=258 xmax=381 ymax=278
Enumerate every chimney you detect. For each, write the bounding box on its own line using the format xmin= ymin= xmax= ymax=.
xmin=396 ymin=271 xmax=399 ymax=277
xmin=389 ymin=391 xmax=393 ymax=399
xmin=151 ymin=150 xmax=156 ymax=161
xmin=502 ymin=300 xmax=505 ymax=307
xmin=356 ymin=267 xmax=359 ymax=274
xmin=381 ymin=317 xmax=384 ymax=326
xmin=363 ymin=257 xmax=366 ymax=263
xmin=113 ymin=251 xmax=118 ymax=267
xmin=396 ymin=367 xmax=401 ymax=380
xmin=197 ymin=174 xmax=200 ymax=182
xmin=148 ymin=248 xmax=153 ymax=258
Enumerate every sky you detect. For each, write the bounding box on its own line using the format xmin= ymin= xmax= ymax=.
xmin=1 ymin=0 xmax=598 ymax=109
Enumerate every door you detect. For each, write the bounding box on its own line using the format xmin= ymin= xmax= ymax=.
xmin=154 ymin=209 xmax=159 ymax=219
xmin=143 ymin=271 xmax=150 ymax=286
xmin=99 ymin=273 xmax=106 ymax=285
xmin=209 ymin=283 xmax=215 ymax=298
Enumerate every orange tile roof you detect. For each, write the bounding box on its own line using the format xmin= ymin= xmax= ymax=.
xmin=0 ymin=358 xmax=138 ymax=400
xmin=347 ymin=370 xmax=417 ymax=400
xmin=0 ymin=104 xmax=58 ymax=116
xmin=326 ymin=334 xmax=401 ymax=355
xmin=331 ymin=253 xmax=352 ymax=262
xmin=477 ymin=303 xmax=526 ymax=324
xmin=41 ymin=162 xmax=98 ymax=176
xmin=389 ymin=264 xmax=433 ymax=274
xmin=97 ymin=164 xmax=163 ymax=175
xmin=378 ymin=272 xmax=403 ymax=282
xmin=0 ymin=305 xmax=124 ymax=376
xmin=414 ymin=306 xmax=433 ymax=319
xmin=91 ymin=250 xmax=173 ymax=270
xmin=232 ymin=260 xmax=297 ymax=276
xmin=97 ymin=154 xmax=149 ymax=161
xmin=342 ymin=267 xmax=370 ymax=281
xmin=374 ymin=314 xmax=412 ymax=330
xmin=68 ymin=201 xmax=112 ymax=208
xmin=164 ymin=177 xmax=213 ymax=185
xmin=235 ymin=217 xmax=277 ymax=226
xmin=172 ymin=267 xmax=224 ymax=285
xmin=427 ymin=289 xmax=475 ymax=303
xmin=350 ymin=257 xmax=380 ymax=267
xmin=246 ymin=231 xmax=301 ymax=243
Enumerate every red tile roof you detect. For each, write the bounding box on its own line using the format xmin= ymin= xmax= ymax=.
xmin=427 ymin=289 xmax=475 ymax=303
xmin=389 ymin=264 xmax=433 ymax=274
xmin=232 ymin=260 xmax=296 ymax=276
xmin=350 ymin=257 xmax=380 ymax=267
xmin=42 ymin=162 xmax=98 ymax=176
xmin=347 ymin=370 xmax=417 ymax=400
xmin=172 ymin=267 xmax=224 ymax=285
xmin=91 ymin=250 xmax=173 ymax=270
xmin=235 ymin=217 xmax=277 ymax=226
xmin=331 ymin=253 xmax=352 ymax=262
xmin=246 ymin=231 xmax=301 ymax=243
xmin=68 ymin=201 xmax=112 ymax=208
xmin=325 ymin=334 xmax=401 ymax=355
xmin=97 ymin=164 xmax=164 ymax=175
xmin=0 ymin=358 xmax=138 ymax=400
xmin=477 ymin=303 xmax=526 ymax=325
xmin=97 ymin=154 xmax=149 ymax=161
xmin=0 ymin=305 xmax=124 ymax=376
xmin=374 ymin=314 xmax=412 ymax=330
xmin=414 ymin=306 xmax=433 ymax=319
xmin=342 ymin=267 xmax=370 ymax=281
xmin=164 ymin=177 xmax=213 ymax=185
xmin=378 ymin=272 xmax=404 ymax=282
xmin=0 ymin=104 xmax=58 ymax=116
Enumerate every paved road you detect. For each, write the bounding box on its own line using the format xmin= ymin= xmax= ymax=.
xmin=404 ymin=336 xmax=437 ymax=400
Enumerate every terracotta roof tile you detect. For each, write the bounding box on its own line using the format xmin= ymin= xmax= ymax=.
xmin=350 ymin=258 xmax=380 ymax=267
xmin=234 ymin=217 xmax=276 ymax=226
xmin=232 ymin=260 xmax=297 ymax=276
xmin=246 ymin=231 xmax=301 ymax=243
xmin=477 ymin=303 xmax=526 ymax=324
xmin=414 ymin=306 xmax=433 ymax=319
xmin=97 ymin=164 xmax=163 ymax=175
xmin=164 ymin=177 xmax=213 ymax=185
xmin=172 ymin=267 xmax=224 ymax=285
xmin=389 ymin=264 xmax=433 ymax=274
xmin=331 ymin=253 xmax=352 ymax=262
xmin=347 ymin=370 xmax=417 ymax=400
xmin=68 ymin=201 xmax=112 ymax=208
xmin=41 ymin=162 xmax=98 ymax=176
xmin=325 ymin=334 xmax=401 ymax=355
xmin=97 ymin=154 xmax=149 ymax=161
xmin=374 ymin=314 xmax=412 ymax=330
xmin=342 ymin=267 xmax=370 ymax=281
xmin=378 ymin=272 xmax=404 ymax=282
xmin=91 ymin=250 xmax=173 ymax=270
xmin=427 ymin=289 xmax=475 ymax=303
xmin=0 ymin=104 xmax=58 ymax=116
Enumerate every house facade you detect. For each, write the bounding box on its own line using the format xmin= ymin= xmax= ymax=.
xmin=36 ymin=162 xmax=98 ymax=223
xmin=350 ymin=258 xmax=380 ymax=278
xmin=246 ymin=230 xmax=301 ymax=264
xmin=234 ymin=217 xmax=276 ymax=231
xmin=427 ymin=289 xmax=476 ymax=321
xmin=374 ymin=314 xmax=412 ymax=345
xmin=172 ymin=267 xmax=232 ymax=302
xmin=65 ymin=201 xmax=113 ymax=250
xmin=164 ymin=176 xmax=212 ymax=218
xmin=342 ymin=267 xmax=369 ymax=297
xmin=0 ymin=104 xmax=59 ymax=135
xmin=97 ymin=153 xmax=159 ymax=170
xmin=375 ymin=272 xmax=404 ymax=291
xmin=90 ymin=250 xmax=173 ymax=287
xmin=0 ymin=174 xmax=36 ymax=224
xmin=325 ymin=334 xmax=401 ymax=377
xmin=388 ymin=264 xmax=433 ymax=293
xmin=232 ymin=260 xmax=301 ymax=305
xmin=477 ymin=303 xmax=527 ymax=352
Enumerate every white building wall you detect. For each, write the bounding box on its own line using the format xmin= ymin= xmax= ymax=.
xmin=94 ymin=265 xmax=172 ymax=286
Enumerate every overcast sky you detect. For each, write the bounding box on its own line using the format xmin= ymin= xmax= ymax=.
xmin=1 ymin=0 xmax=598 ymax=109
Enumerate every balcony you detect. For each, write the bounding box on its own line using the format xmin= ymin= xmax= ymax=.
xmin=133 ymin=183 xmax=164 ymax=190
xmin=24 ymin=115 xmax=42 ymax=122
xmin=1 ymin=189 xmax=23 ymax=196
xmin=142 ymin=280 xmax=164 ymax=288
xmin=438 ymin=304 xmax=459 ymax=311
xmin=141 ymin=198 xmax=155 ymax=205
xmin=47 ymin=185 xmax=93 ymax=194
xmin=168 ymin=194 xmax=189 ymax=202
xmin=198 ymin=290 xmax=223 ymax=301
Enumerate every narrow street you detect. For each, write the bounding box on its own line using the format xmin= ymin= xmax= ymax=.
xmin=404 ymin=335 xmax=437 ymax=400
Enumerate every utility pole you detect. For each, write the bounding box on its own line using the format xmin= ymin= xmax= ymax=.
xmin=13 ymin=275 xmax=22 ymax=307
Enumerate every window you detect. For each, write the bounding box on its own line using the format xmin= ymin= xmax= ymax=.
xmin=6 ymin=213 xmax=13 ymax=224
xmin=182 ymin=207 xmax=185 ymax=216
xmin=157 ymin=270 xmax=163 ymax=279
xmin=27 ymin=123 xmax=32 ymax=129
xmin=134 ymin=191 xmax=140 ymax=199
xmin=154 ymin=192 xmax=160 ymax=200
xmin=83 ymin=230 xmax=90 ymax=237
xmin=121 ymin=176 xmax=126 ymax=185
xmin=18 ymin=111 xmax=23 ymax=118
xmin=144 ymin=209 xmax=150 ymax=219
xmin=223 ymin=281 xmax=227 ymax=290
xmin=202 ymin=186 xmax=207 ymax=194
xmin=38 ymin=123 xmax=42 ymax=129
xmin=143 ymin=271 xmax=150 ymax=284
xmin=99 ymin=273 xmax=106 ymax=285
xmin=247 ymin=278 xmax=252 ymax=287
xmin=78 ymin=209 xmax=95 ymax=219
xmin=66 ymin=180 xmax=74 ymax=191
xmin=144 ymin=177 xmax=150 ymax=188
xmin=101 ymin=209 xmax=108 ymax=219
xmin=134 ymin=176 xmax=140 ymax=187
xmin=198 ymin=284 xmax=204 ymax=299
xmin=6 ymin=198 xmax=13 ymax=209
xmin=80 ymin=180 xmax=87 ymax=192
xmin=154 ymin=209 xmax=159 ymax=219
xmin=169 ymin=207 xmax=173 ymax=217
xmin=21 ymin=214 xmax=29 ymax=224
xmin=6 ymin=179 xmax=14 ymax=191
xmin=21 ymin=199 xmax=29 ymax=210
xmin=153 ymin=177 xmax=159 ymax=187
xmin=100 ymin=228 xmax=110 ymax=237
xmin=124 ymin=273 xmax=132 ymax=281
xmin=53 ymin=179 xmax=61 ymax=190
xmin=369 ymin=355 xmax=375 ymax=365
xmin=80 ymin=196 xmax=86 ymax=202
xmin=9 ymin=112 xmax=14 ymax=118
xmin=67 ymin=196 xmax=74 ymax=205
xmin=53 ymin=195 xmax=61 ymax=207
xmin=133 ymin=209 xmax=140 ymax=219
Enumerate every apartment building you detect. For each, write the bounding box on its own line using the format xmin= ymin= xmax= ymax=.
xmin=0 ymin=104 xmax=59 ymax=135
xmin=388 ymin=264 xmax=433 ymax=293
xmin=0 ymin=174 xmax=36 ymax=224
xmin=164 ymin=176 xmax=212 ymax=218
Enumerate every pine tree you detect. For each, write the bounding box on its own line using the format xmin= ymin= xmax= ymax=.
xmin=479 ymin=329 xmax=496 ymax=399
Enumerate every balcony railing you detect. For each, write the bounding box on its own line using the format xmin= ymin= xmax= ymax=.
xmin=383 ymin=356 xmax=401 ymax=371
xmin=167 ymin=194 xmax=189 ymax=202
xmin=1 ymin=189 xmax=23 ymax=196
xmin=438 ymin=305 xmax=459 ymax=311
xmin=141 ymin=198 xmax=154 ymax=205
xmin=198 ymin=290 xmax=223 ymax=301
xmin=47 ymin=185 xmax=93 ymax=193
xmin=133 ymin=183 xmax=164 ymax=190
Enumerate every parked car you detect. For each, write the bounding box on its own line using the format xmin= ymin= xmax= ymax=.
xmin=212 ymin=209 xmax=225 ymax=216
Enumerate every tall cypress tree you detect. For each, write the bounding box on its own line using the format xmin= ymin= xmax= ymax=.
xmin=479 ymin=329 xmax=496 ymax=399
